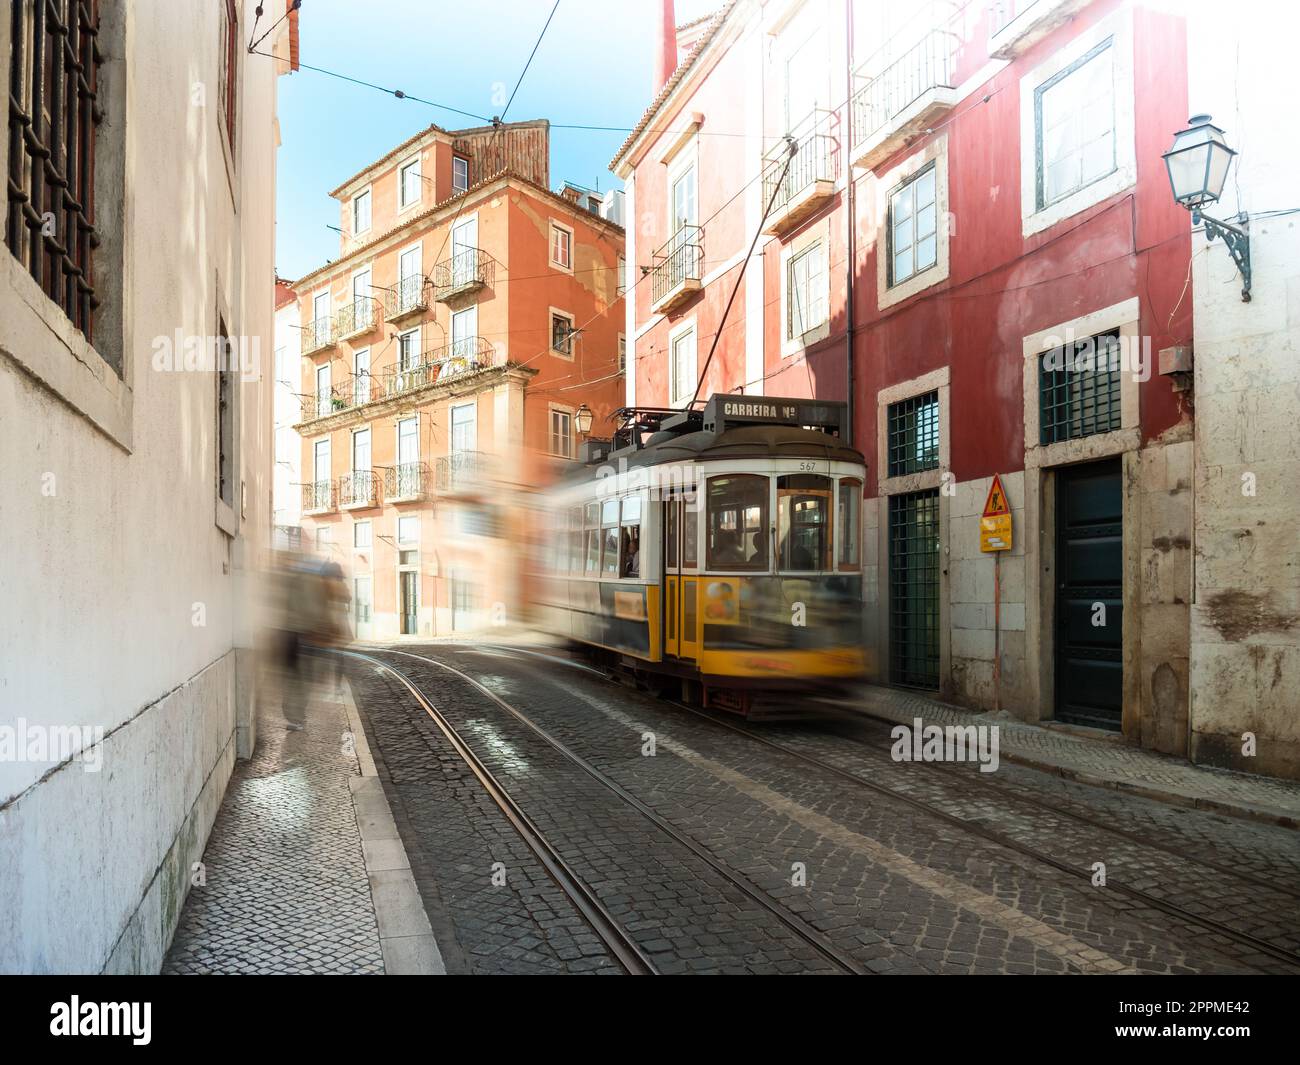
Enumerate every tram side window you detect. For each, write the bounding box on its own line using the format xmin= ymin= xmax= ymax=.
xmin=838 ymin=478 xmax=862 ymax=572
xmin=706 ymin=475 xmax=768 ymax=571
xmin=601 ymin=498 xmax=620 ymax=576
xmin=620 ymin=497 xmax=642 ymax=578
xmin=569 ymin=506 xmax=583 ymax=574
xmin=584 ymin=502 xmax=601 ymax=574
xmin=777 ymin=474 xmax=832 ymax=571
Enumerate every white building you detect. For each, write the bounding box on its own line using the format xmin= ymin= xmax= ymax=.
xmin=1184 ymin=2 xmax=1300 ymax=779
xmin=0 ymin=1 xmax=299 ymax=971
xmin=273 ymin=281 xmax=303 ymax=549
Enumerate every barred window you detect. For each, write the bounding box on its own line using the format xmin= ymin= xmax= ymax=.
xmin=6 ymin=0 xmax=105 ymax=346
xmin=887 ymin=391 xmax=940 ymax=477
xmin=1039 ymin=330 xmax=1122 ymax=444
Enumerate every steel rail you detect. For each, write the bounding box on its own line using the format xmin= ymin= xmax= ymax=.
xmin=476 ymin=643 xmax=1300 ymax=972
xmin=367 ymin=646 xmax=869 ymax=976
xmin=339 ymin=649 xmax=657 ymax=976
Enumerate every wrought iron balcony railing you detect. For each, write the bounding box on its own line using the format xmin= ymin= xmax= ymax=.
xmin=650 ymin=225 xmax=704 ymax=312
xmin=384 ymin=462 xmax=430 ymax=502
xmin=433 ymin=249 xmax=495 ymax=302
xmin=387 ymin=361 xmax=439 ymax=396
xmin=851 ymin=30 xmax=955 ymax=149
xmin=303 ymin=316 xmax=335 ymax=354
xmin=350 ymin=371 xmax=384 ymax=408
xmin=339 ymin=469 xmax=380 ymax=509
xmin=335 ymin=297 xmax=378 ymax=340
xmin=384 ymin=338 xmax=500 ymax=398
xmin=302 ymin=480 xmax=336 ymax=513
xmin=436 ymin=450 xmax=493 ymax=493
xmin=762 ymin=109 xmax=839 ymax=229
xmin=385 ymin=274 xmax=428 ymax=321
xmin=301 ymin=386 xmax=350 ymax=422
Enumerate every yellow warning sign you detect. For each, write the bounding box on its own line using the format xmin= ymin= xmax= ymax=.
xmin=980 ymin=474 xmax=1013 ymax=552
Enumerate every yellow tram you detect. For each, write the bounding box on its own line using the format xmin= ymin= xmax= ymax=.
xmin=530 ymin=395 xmax=870 ymax=714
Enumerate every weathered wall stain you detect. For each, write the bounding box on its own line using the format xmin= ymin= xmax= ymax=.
xmin=1205 ymin=589 xmax=1298 ymax=642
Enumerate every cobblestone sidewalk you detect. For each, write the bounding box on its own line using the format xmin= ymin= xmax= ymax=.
xmin=839 ymin=684 xmax=1300 ymax=828
xmin=164 ymin=663 xmax=386 ymax=974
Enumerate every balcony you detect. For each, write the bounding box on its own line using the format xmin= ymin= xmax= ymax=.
xmin=335 ymin=297 xmax=379 ymax=342
xmin=433 ymin=249 xmax=495 ymax=303
xmin=302 ymin=480 xmax=336 ymax=515
xmin=762 ymin=109 xmax=840 ymax=238
xmin=851 ymin=30 xmax=957 ymax=173
xmin=339 ymin=469 xmax=380 ymax=510
xmin=384 ymin=337 xmax=501 ymax=398
xmin=385 ymin=274 xmax=428 ymax=324
xmin=436 ymin=450 xmax=494 ymax=494
xmin=303 ymin=316 xmax=335 ymax=354
xmin=649 ymin=225 xmax=704 ymax=315
xmin=989 ymin=0 xmax=1091 ymax=60
xmin=301 ymin=386 xmax=349 ymax=422
xmin=384 ymin=461 xmax=430 ymax=503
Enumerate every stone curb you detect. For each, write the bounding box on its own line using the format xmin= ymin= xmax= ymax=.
xmin=839 ymin=687 xmax=1300 ymax=832
xmin=342 ymin=677 xmax=448 ymax=975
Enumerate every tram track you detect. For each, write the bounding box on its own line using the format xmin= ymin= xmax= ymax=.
xmin=347 ymin=646 xmax=869 ymax=976
xmin=476 ymin=642 xmax=1300 ymax=973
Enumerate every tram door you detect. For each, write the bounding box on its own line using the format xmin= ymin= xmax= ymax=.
xmin=662 ymin=492 xmax=700 ymax=661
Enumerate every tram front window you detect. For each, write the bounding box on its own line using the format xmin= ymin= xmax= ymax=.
xmin=778 ymin=474 xmax=832 ymax=571
xmin=706 ymin=475 xmax=768 ymax=571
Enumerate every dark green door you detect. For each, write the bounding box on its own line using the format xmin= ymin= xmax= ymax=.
xmin=1055 ymin=459 xmax=1122 ymax=729
xmin=889 ymin=489 xmax=940 ymax=689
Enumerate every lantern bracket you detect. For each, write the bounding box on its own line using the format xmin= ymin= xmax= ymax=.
xmin=1193 ymin=209 xmax=1251 ymax=302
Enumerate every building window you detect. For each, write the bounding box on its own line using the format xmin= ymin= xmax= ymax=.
xmin=453 ymin=155 xmax=469 ymax=194
xmin=5 ymin=0 xmax=105 ymax=346
xmin=354 ymin=347 xmax=371 ymax=405
xmin=617 ymin=255 xmax=627 ymax=296
xmin=352 ymin=188 xmax=371 ymax=234
xmin=397 ymin=515 xmax=419 ymax=545
xmin=786 ymin=241 xmax=828 ymax=341
xmin=887 ymin=391 xmax=940 ymax=477
xmin=889 ymin=164 xmax=937 ymax=286
xmin=219 ymin=0 xmax=238 ymax=151
xmin=1039 ymin=330 xmax=1122 ymax=444
xmin=316 ymin=525 xmax=333 ymax=551
xmin=217 ymin=320 xmax=236 ymax=509
xmin=618 ymin=335 xmax=627 ymax=374
xmin=550 ymin=222 xmax=573 ymax=270
xmin=551 ymin=311 xmax=575 ymax=356
xmin=670 ymin=326 xmax=696 ymax=407
xmin=397 ymin=328 xmax=420 ymax=369
xmin=354 ymin=520 xmax=372 ymax=549
xmin=549 ymin=408 xmax=573 ymax=459
xmin=399 ymin=157 xmax=421 ymax=208
xmin=1034 ymin=38 xmax=1115 ymax=210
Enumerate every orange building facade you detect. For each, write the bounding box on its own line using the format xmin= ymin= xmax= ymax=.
xmin=293 ymin=119 xmax=625 ymax=639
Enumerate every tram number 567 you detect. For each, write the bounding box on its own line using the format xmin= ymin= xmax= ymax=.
xmin=798 ymin=460 xmax=819 ymax=472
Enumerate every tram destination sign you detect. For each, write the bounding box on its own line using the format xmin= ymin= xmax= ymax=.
xmin=702 ymin=394 xmax=846 ymax=436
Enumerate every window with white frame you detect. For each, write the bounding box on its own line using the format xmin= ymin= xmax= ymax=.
xmin=889 ymin=163 xmax=938 ymax=286
xmin=352 ymin=188 xmax=371 ymax=234
xmin=316 ymin=525 xmax=333 ymax=550
xmin=353 ymin=347 xmax=371 ymax=405
xmin=397 ymin=515 xmax=419 ymax=545
xmin=549 ymin=408 xmax=573 ymax=459
xmin=398 ymin=157 xmax=421 ymax=208
xmin=787 ymin=241 xmax=828 ymax=341
xmin=397 ymin=327 xmax=420 ymax=370
xmin=452 ymin=155 xmax=469 ymax=193
xmin=354 ymin=520 xmax=372 ymax=549
xmin=1035 ymin=38 xmax=1116 ymax=210
xmin=550 ymin=222 xmax=573 ymax=270
xmin=551 ymin=311 xmax=575 ymax=356
xmin=618 ymin=335 xmax=626 ymax=374
xmin=670 ymin=326 xmax=696 ymax=407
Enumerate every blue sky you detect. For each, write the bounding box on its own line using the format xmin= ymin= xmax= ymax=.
xmin=274 ymin=0 xmax=718 ymax=280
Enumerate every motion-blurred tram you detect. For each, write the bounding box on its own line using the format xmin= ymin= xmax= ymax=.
xmin=531 ymin=395 xmax=870 ymax=715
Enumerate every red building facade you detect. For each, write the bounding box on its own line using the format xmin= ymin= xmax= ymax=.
xmin=614 ymin=0 xmax=1197 ymax=757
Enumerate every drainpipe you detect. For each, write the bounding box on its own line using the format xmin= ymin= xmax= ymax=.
xmin=844 ymin=0 xmax=856 ymax=447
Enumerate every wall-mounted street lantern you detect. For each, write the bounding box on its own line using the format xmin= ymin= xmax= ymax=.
xmin=575 ymin=403 xmax=594 ymax=436
xmin=1162 ymin=114 xmax=1251 ymax=301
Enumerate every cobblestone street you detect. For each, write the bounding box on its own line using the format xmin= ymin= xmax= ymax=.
xmin=342 ymin=640 xmax=1300 ymax=976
